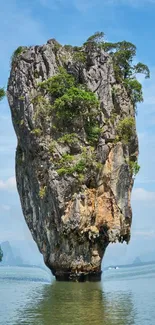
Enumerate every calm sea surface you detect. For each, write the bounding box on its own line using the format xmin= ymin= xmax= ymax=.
xmin=0 ymin=264 xmax=155 ymax=325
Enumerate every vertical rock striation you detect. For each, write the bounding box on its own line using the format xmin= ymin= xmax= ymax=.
xmin=7 ymin=38 xmax=138 ymax=281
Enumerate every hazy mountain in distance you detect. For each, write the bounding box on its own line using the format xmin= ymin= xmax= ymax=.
xmin=0 ymin=240 xmax=45 ymax=267
xmin=11 ymin=239 xmax=44 ymax=266
xmin=133 ymin=257 xmax=142 ymax=265
xmin=0 ymin=241 xmax=23 ymax=266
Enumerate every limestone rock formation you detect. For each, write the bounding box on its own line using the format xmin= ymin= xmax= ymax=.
xmin=7 ymin=38 xmax=138 ymax=281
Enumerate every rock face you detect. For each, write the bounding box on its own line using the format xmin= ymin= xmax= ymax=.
xmin=7 ymin=39 xmax=138 ymax=281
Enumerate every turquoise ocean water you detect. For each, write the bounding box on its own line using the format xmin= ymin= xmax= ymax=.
xmin=0 ymin=264 xmax=155 ymax=325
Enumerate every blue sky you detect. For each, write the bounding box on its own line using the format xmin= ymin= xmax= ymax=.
xmin=1 ymin=0 xmax=155 ymax=265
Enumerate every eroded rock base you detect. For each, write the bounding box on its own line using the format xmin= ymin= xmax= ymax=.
xmin=55 ymin=271 xmax=102 ymax=282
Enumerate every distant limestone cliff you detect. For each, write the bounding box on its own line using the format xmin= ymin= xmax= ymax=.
xmin=7 ymin=33 xmax=148 ymax=281
xmin=0 ymin=241 xmax=23 ymax=266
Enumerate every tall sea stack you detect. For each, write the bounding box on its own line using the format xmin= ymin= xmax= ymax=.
xmin=7 ymin=36 xmax=139 ymax=281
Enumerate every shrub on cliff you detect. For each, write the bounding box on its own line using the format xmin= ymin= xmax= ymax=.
xmin=11 ymin=46 xmax=24 ymax=65
xmin=0 ymin=88 xmax=5 ymax=101
xmin=110 ymin=41 xmax=149 ymax=108
xmin=53 ymin=85 xmax=100 ymax=144
xmin=0 ymin=246 xmax=3 ymax=262
xmin=53 ymin=86 xmax=99 ymax=120
xmin=117 ymin=117 xmax=135 ymax=144
xmin=124 ymin=79 xmax=143 ymax=106
xmin=129 ymin=160 xmax=140 ymax=177
xmin=38 ymin=68 xmax=75 ymax=99
xmin=38 ymin=69 xmax=100 ymax=144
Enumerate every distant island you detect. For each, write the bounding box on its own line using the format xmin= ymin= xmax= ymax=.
xmin=104 ymin=256 xmax=155 ymax=271
xmin=133 ymin=256 xmax=142 ymax=265
xmin=0 ymin=241 xmax=48 ymax=271
xmin=0 ymin=241 xmax=23 ymax=266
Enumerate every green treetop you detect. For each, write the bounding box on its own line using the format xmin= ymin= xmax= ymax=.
xmin=84 ymin=32 xmax=150 ymax=109
xmin=84 ymin=32 xmax=105 ymax=44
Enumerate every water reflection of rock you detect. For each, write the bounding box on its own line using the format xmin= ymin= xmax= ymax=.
xmin=17 ymin=280 xmax=136 ymax=325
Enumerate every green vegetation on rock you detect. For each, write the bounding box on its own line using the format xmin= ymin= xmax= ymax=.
xmin=53 ymin=86 xmax=99 ymax=124
xmin=73 ymin=51 xmax=86 ymax=64
xmin=63 ymin=44 xmax=73 ymax=51
xmin=53 ymin=41 xmax=61 ymax=53
xmin=56 ymin=146 xmax=101 ymax=180
xmin=84 ymin=32 xmax=105 ymax=48
xmin=59 ymin=153 xmax=74 ymax=164
xmin=31 ymin=128 xmax=42 ymax=136
xmin=124 ymin=78 xmax=143 ymax=104
xmin=49 ymin=141 xmax=56 ymax=153
xmin=38 ymin=68 xmax=75 ymax=98
xmin=134 ymin=62 xmax=150 ymax=79
xmin=30 ymin=33 xmax=147 ymax=182
xmin=84 ymin=33 xmax=149 ymax=109
xmin=57 ymin=159 xmax=86 ymax=176
xmin=37 ymin=68 xmax=100 ymax=144
xmin=0 ymin=246 xmax=3 ymax=262
xmin=32 ymin=96 xmax=52 ymax=125
xmin=105 ymin=40 xmax=149 ymax=108
xmin=84 ymin=122 xmax=101 ymax=145
xmin=0 ymin=88 xmax=5 ymax=101
xmin=39 ymin=186 xmax=47 ymax=199
xmin=58 ymin=133 xmax=78 ymax=145
xmin=129 ymin=160 xmax=140 ymax=177
xmin=11 ymin=46 xmax=24 ymax=64
xmin=117 ymin=117 xmax=135 ymax=144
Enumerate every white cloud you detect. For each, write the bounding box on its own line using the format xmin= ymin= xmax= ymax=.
xmin=0 ymin=177 xmax=16 ymax=192
xmin=132 ymin=188 xmax=155 ymax=201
